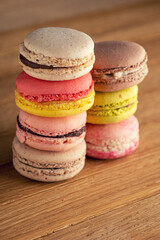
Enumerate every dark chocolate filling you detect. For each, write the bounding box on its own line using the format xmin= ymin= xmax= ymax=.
xmin=20 ymin=54 xmax=74 ymax=69
xmin=17 ymin=115 xmax=86 ymax=138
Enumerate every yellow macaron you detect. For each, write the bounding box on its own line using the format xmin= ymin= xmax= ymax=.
xmin=87 ymin=85 xmax=138 ymax=124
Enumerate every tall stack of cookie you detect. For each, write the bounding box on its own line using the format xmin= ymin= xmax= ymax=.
xmin=86 ymin=41 xmax=148 ymax=159
xmin=12 ymin=27 xmax=95 ymax=181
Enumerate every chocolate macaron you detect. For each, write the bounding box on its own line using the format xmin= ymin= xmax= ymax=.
xmin=19 ymin=27 xmax=95 ymax=80
xmin=92 ymin=41 xmax=148 ymax=92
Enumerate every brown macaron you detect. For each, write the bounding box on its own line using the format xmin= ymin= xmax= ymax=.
xmin=92 ymin=41 xmax=148 ymax=92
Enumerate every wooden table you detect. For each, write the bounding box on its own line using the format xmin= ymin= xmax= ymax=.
xmin=0 ymin=0 xmax=160 ymax=239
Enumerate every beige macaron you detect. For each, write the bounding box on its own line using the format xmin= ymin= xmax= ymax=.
xmin=19 ymin=27 xmax=95 ymax=80
xmin=12 ymin=136 xmax=86 ymax=182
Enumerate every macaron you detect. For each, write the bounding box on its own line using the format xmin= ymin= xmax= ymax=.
xmin=12 ymin=136 xmax=86 ymax=182
xmin=15 ymin=71 xmax=95 ymax=117
xmin=86 ymin=115 xmax=139 ymax=159
xmin=87 ymin=85 xmax=138 ymax=124
xmin=19 ymin=27 xmax=95 ymax=80
xmin=92 ymin=41 xmax=148 ymax=92
xmin=16 ymin=110 xmax=86 ymax=151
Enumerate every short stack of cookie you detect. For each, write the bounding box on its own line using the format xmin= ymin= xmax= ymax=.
xmin=86 ymin=41 xmax=148 ymax=159
xmin=13 ymin=27 xmax=95 ymax=181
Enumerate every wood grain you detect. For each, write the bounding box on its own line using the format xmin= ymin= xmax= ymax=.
xmin=38 ymin=194 xmax=160 ymax=240
xmin=0 ymin=144 xmax=160 ymax=239
xmin=0 ymin=0 xmax=160 ymax=239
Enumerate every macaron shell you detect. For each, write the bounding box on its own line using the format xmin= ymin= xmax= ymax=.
xmin=94 ymin=85 xmax=138 ymax=105
xmin=23 ymin=27 xmax=94 ymax=60
xmin=15 ymin=89 xmax=95 ymax=117
xmin=86 ymin=116 xmax=139 ymax=141
xmin=93 ymin=41 xmax=147 ymax=70
xmin=16 ymin=71 xmax=93 ymax=96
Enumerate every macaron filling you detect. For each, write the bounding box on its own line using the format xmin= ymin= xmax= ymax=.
xmin=88 ymin=96 xmax=137 ymax=117
xmin=17 ymin=115 xmax=86 ymax=139
xmin=88 ymin=103 xmax=137 ymax=117
xmin=113 ymin=63 xmax=147 ymax=79
xmin=13 ymin=145 xmax=84 ymax=169
xmin=20 ymin=53 xmax=95 ymax=69
xmin=92 ymin=62 xmax=147 ymax=81
xmin=20 ymin=54 xmax=62 ymax=70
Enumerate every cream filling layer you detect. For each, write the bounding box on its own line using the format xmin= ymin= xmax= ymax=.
xmin=13 ymin=146 xmax=85 ymax=169
xmin=92 ymin=63 xmax=147 ymax=81
xmin=13 ymin=156 xmax=85 ymax=176
xmin=113 ymin=64 xmax=145 ymax=79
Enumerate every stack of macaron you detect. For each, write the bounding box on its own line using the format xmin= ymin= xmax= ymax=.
xmin=86 ymin=41 xmax=148 ymax=159
xmin=13 ymin=27 xmax=95 ymax=182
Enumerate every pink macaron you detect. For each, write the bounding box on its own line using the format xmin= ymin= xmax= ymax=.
xmin=86 ymin=116 xmax=139 ymax=159
xmin=16 ymin=110 xmax=86 ymax=151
